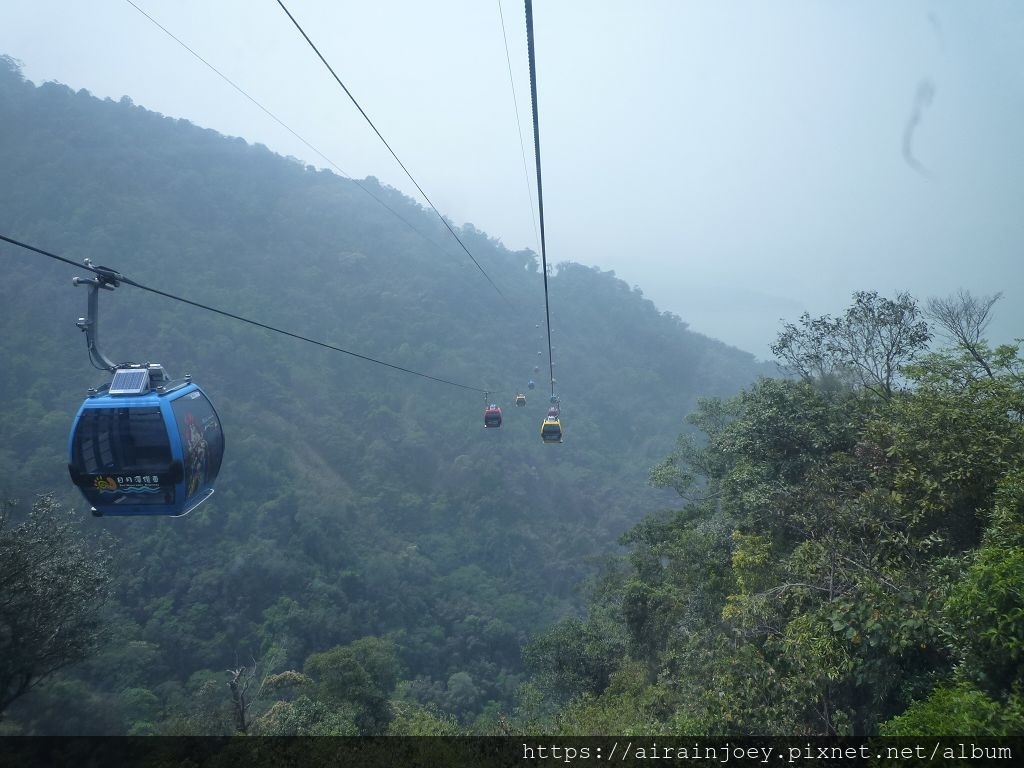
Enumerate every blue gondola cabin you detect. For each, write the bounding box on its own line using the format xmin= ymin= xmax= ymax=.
xmin=68 ymin=364 xmax=224 ymax=517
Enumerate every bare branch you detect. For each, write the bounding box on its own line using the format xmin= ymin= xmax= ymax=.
xmin=925 ymin=290 xmax=1002 ymax=379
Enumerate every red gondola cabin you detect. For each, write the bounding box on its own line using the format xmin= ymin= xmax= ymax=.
xmin=484 ymin=404 xmax=503 ymax=428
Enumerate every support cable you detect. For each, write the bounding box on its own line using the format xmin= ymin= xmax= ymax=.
xmin=276 ymin=0 xmax=512 ymax=306
xmin=1 ymin=233 xmax=491 ymax=395
xmin=496 ymin=0 xmax=541 ymax=255
xmin=123 ymin=0 xmax=468 ymax=277
xmin=524 ymin=0 xmax=556 ymax=400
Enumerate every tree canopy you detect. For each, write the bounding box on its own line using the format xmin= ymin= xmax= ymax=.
xmin=521 ymin=292 xmax=1023 ymax=737
xmin=0 ymin=496 xmax=112 ymax=720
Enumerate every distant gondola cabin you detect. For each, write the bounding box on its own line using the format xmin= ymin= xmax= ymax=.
xmin=484 ymin=404 xmax=503 ymax=428
xmin=68 ymin=365 xmax=224 ymax=517
xmin=541 ymin=416 xmax=563 ymax=444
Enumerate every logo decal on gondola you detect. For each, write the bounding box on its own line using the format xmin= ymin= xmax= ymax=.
xmin=91 ymin=475 xmax=161 ymax=495
xmin=114 ymin=475 xmax=162 ymax=494
xmin=93 ymin=476 xmax=118 ymax=491
xmin=116 ymin=475 xmax=159 ymax=484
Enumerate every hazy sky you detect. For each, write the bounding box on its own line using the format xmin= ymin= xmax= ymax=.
xmin=2 ymin=1 xmax=1022 ymax=357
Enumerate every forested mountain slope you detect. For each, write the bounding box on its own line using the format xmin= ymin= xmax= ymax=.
xmin=0 ymin=57 xmax=771 ymax=733
xmin=520 ymin=294 xmax=1024 ymax=738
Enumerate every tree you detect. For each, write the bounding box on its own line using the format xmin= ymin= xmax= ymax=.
xmin=0 ymin=495 xmax=112 ymax=720
xmin=225 ymin=664 xmax=255 ymax=734
xmin=522 ymin=616 xmax=626 ymax=700
xmin=772 ymin=311 xmax=851 ymax=385
xmin=772 ymin=291 xmax=931 ymax=398
xmin=303 ymin=637 xmax=401 ymax=735
xmin=880 ymin=468 xmax=1024 ymax=737
xmin=925 ymin=290 xmax=1002 ymax=379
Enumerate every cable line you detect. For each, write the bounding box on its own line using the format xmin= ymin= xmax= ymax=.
xmin=497 ymin=0 xmax=541 ymax=256
xmin=1 ymin=233 xmax=491 ymax=394
xmin=275 ymin=0 xmax=512 ymax=306
xmin=123 ymin=0 xmax=471 ymax=278
xmin=524 ymin=0 xmax=556 ymax=400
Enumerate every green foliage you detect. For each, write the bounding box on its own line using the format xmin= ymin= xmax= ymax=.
xmin=772 ymin=290 xmax=930 ymax=398
xmin=0 ymin=495 xmax=112 ymax=720
xmin=522 ymin=296 xmax=1024 ymax=737
xmin=866 ymin=374 xmax=1023 ymax=552
xmin=262 ymin=670 xmax=312 ymax=693
xmin=119 ymin=687 xmax=161 ymax=735
xmin=303 ymin=637 xmax=400 ymax=735
xmin=522 ymin=616 xmax=626 ymax=699
xmin=618 ymin=506 xmax=735 ymax=671
xmin=942 ymin=470 xmax=1024 ymax=698
xmin=255 ymin=695 xmax=359 ymax=736
xmin=945 ymin=546 xmax=1024 ymax=691
xmin=387 ymin=698 xmax=463 ymax=736
xmin=880 ymin=683 xmax=1023 ymax=737
xmin=550 ymin=661 xmax=666 ymax=736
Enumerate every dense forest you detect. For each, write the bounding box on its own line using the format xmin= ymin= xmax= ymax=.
xmin=521 ymin=294 xmax=1024 ymax=737
xmin=1 ymin=55 xmax=1021 ymax=738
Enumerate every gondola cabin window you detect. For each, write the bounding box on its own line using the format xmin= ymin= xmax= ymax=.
xmin=71 ymin=406 xmax=175 ymax=507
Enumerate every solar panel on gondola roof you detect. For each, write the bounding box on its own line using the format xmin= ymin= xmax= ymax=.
xmin=108 ymin=368 xmax=150 ymax=395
